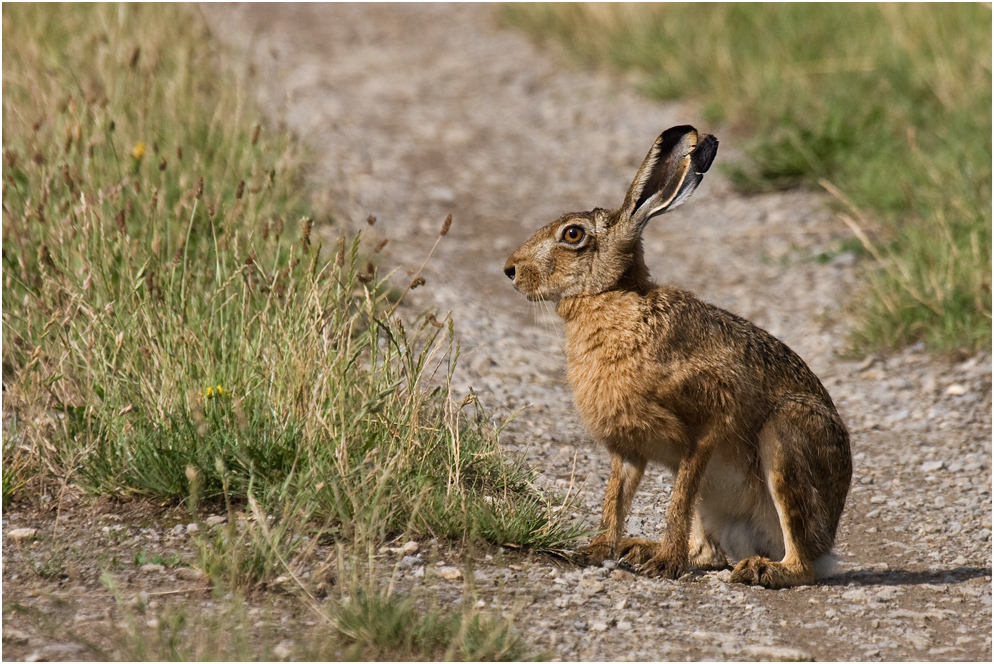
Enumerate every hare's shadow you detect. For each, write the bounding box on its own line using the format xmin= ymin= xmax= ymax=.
xmin=826 ymin=566 xmax=991 ymax=588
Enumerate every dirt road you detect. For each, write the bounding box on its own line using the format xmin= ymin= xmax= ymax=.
xmin=4 ymin=4 xmax=990 ymax=660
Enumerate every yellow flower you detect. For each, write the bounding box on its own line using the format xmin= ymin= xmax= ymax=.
xmin=131 ymin=142 xmax=146 ymax=160
xmin=201 ymin=384 xmax=226 ymax=400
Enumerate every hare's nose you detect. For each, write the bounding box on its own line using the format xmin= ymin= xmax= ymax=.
xmin=503 ymin=265 xmax=516 ymax=281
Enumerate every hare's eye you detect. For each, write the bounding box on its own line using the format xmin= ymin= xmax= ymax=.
xmin=561 ymin=225 xmax=586 ymax=245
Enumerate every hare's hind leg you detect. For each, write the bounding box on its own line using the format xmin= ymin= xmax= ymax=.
xmin=731 ymin=398 xmax=851 ymax=589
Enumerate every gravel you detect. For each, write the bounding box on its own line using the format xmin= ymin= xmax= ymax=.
xmin=2 ymin=5 xmax=989 ymax=662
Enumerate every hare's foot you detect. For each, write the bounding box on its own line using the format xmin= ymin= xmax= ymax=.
xmin=730 ymin=556 xmax=814 ymax=589
xmin=617 ymin=537 xmax=661 ymax=566
xmin=640 ymin=548 xmax=688 ymax=579
xmin=689 ymin=540 xmax=727 ymax=570
xmin=577 ymin=535 xmax=616 ymax=566
xmin=689 ymin=516 xmax=727 ymax=570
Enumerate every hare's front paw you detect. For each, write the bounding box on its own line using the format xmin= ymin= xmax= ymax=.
xmin=618 ymin=537 xmax=661 ymax=566
xmin=577 ymin=538 xmax=615 ymax=566
xmin=641 ymin=551 xmax=688 ymax=579
xmin=730 ymin=556 xmax=813 ymax=589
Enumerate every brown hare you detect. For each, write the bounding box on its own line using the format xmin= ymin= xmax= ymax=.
xmin=503 ymin=126 xmax=851 ymax=588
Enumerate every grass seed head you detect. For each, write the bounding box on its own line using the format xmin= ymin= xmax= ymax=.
xmin=300 ymin=216 xmax=313 ymax=249
xmin=39 ymin=245 xmax=54 ymax=268
xmin=440 ymin=213 xmax=452 ymax=237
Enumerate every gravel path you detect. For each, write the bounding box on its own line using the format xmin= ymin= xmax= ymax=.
xmin=4 ymin=5 xmax=989 ymax=661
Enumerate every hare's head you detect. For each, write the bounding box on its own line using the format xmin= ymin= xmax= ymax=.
xmin=504 ymin=126 xmax=717 ymax=301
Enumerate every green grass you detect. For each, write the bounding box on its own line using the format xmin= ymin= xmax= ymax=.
xmin=2 ymin=5 xmax=578 ymax=657
xmin=501 ymin=3 xmax=992 ymax=352
xmin=90 ymin=568 xmax=532 ymax=662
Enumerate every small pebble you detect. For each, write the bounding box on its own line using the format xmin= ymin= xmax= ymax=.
xmin=438 ymin=566 xmax=462 ymax=580
xmin=175 ymin=567 xmax=205 ymax=581
xmin=7 ymin=528 xmax=37 ymax=542
xmin=273 ymin=641 xmax=293 ymax=660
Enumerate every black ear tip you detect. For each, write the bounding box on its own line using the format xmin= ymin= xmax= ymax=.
xmin=657 ymin=125 xmax=697 ymax=151
xmin=693 ymin=135 xmax=719 ymax=174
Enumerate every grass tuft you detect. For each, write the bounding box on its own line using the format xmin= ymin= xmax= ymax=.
xmin=502 ymin=3 xmax=992 ymax=352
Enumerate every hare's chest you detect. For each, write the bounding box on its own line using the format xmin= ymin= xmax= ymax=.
xmin=564 ymin=321 xmax=663 ymax=443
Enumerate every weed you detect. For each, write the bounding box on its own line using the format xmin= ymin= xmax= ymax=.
xmin=328 ymin=590 xmax=530 ymax=661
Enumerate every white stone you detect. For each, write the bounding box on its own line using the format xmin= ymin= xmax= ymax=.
xmin=175 ymin=567 xmax=205 ymax=581
xmin=273 ymin=641 xmax=293 ymax=660
xmin=7 ymin=528 xmax=37 ymax=542
xmin=438 ymin=566 xmax=462 ymax=580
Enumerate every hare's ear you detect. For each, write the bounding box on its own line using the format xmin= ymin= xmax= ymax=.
xmin=616 ymin=126 xmax=718 ymax=238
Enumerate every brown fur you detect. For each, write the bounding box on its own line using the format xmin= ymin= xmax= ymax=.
xmin=503 ymin=127 xmax=851 ymax=588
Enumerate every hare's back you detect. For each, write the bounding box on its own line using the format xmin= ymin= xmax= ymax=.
xmin=648 ymin=286 xmax=834 ymax=407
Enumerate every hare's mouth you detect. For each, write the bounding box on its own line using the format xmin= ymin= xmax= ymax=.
xmin=523 ymin=289 xmax=557 ymax=303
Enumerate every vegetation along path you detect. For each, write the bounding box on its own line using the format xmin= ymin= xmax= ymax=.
xmin=4 ymin=4 xmax=990 ymax=661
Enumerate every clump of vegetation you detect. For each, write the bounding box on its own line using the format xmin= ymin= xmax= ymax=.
xmin=502 ymin=3 xmax=991 ymax=352
xmin=93 ymin=564 xmax=531 ymax=662
xmin=2 ymin=8 xmax=578 ymax=658
xmin=3 ymin=2 xmax=578 ymax=550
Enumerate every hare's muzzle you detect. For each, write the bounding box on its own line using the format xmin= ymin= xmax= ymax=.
xmin=503 ymin=257 xmax=533 ymax=298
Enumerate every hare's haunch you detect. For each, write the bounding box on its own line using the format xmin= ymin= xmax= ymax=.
xmin=504 ymin=126 xmax=851 ymax=588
